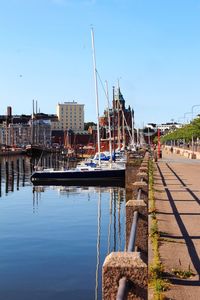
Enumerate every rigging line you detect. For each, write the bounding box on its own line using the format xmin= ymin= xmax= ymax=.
xmin=91 ymin=28 xmax=101 ymax=166
xmin=95 ymin=190 xmax=101 ymax=300
xmin=35 ymin=150 xmax=44 ymax=169
xmin=96 ymin=70 xmax=112 ymax=107
xmin=115 ymin=96 xmax=133 ymax=141
xmin=96 ymin=69 xmax=133 ymax=143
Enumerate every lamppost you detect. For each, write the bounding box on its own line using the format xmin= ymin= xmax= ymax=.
xmin=191 ymin=105 xmax=200 ymax=153
xmin=192 ymin=104 xmax=200 ymax=120
xmin=184 ymin=111 xmax=192 ymax=123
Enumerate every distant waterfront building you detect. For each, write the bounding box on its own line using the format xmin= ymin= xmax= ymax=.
xmin=145 ymin=122 xmax=182 ymax=134
xmin=51 ymin=101 xmax=84 ymax=132
xmin=157 ymin=122 xmax=182 ymax=133
xmin=145 ymin=123 xmax=157 ymax=130
xmin=29 ymin=119 xmax=51 ymax=146
xmin=99 ymin=87 xmax=133 ymax=148
xmin=0 ymin=109 xmax=57 ymax=147
xmin=0 ymin=122 xmax=31 ymax=146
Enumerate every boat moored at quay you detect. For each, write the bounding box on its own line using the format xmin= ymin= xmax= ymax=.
xmin=30 ymin=163 xmax=125 ymax=186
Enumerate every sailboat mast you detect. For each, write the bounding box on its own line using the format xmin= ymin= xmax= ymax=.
xmin=32 ymin=99 xmax=35 ymax=145
xmin=131 ymin=108 xmax=135 ymax=146
xmin=117 ymin=81 xmax=121 ymax=150
xmin=117 ymin=99 xmax=121 ymax=150
xmin=122 ymin=110 xmax=125 ymax=149
xmin=105 ymin=80 xmax=112 ymax=161
xmin=91 ymin=28 xmax=101 ymax=166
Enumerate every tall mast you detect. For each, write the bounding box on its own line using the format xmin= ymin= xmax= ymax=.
xmin=131 ymin=108 xmax=135 ymax=146
xmin=117 ymin=95 xmax=121 ymax=150
xmin=32 ymin=99 xmax=35 ymax=145
xmin=122 ymin=108 xmax=125 ymax=150
xmin=112 ymin=86 xmax=116 ymax=159
xmin=36 ymin=100 xmax=38 ymax=144
xmin=105 ymin=80 xmax=112 ymax=161
xmin=91 ymin=28 xmax=101 ymax=166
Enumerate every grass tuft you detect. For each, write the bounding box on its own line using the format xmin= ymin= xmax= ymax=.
xmin=172 ymin=266 xmax=195 ymax=279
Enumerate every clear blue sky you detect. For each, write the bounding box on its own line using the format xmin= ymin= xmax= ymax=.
xmin=1 ymin=0 xmax=200 ymax=127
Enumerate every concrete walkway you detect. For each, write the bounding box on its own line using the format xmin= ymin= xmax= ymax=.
xmin=154 ymin=149 xmax=200 ymax=299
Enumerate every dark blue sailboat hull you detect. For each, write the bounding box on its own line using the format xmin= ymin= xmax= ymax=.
xmin=31 ymin=168 xmax=125 ymax=186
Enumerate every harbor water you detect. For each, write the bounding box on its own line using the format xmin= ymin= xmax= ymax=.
xmin=0 ymin=155 xmax=126 ymax=300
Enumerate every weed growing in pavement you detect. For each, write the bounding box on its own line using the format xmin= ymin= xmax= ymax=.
xmin=159 ymin=231 xmax=169 ymax=236
xmin=172 ymin=262 xmax=195 ymax=279
xmin=172 ymin=268 xmax=195 ymax=278
xmin=153 ymin=188 xmax=164 ymax=193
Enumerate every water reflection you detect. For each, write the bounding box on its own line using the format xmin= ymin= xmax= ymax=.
xmin=107 ymin=189 xmax=112 ymax=254
xmin=0 ymin=154 xmax=126 ymax=300
xmin=95 ymin=190 xmax=101 ymax=300
xmin=0 ymin=153 xmax=73 ymax=197
xmin=0 ymin=155 xmax=31 ymax=196
xmin=32 ymin=184 xmax=125 ymax=299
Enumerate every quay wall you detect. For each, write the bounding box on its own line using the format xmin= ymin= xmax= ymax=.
xmin=102 ymin=151 xmax=149 ymax=299
xmin=164 ymin=145 xmax=200 ymax=159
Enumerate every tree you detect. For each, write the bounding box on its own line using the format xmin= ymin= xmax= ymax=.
xmin=161 ymin=117 xmax=200 ymax=143
xmin=84 ymin=122 xmax=97 ymax=131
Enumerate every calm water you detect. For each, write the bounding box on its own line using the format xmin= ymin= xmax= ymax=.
xmin=0 ymin=155 xmax=126 ymax=300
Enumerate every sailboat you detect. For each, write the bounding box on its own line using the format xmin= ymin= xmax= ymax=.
xmin=31 ymin=29 xmax=125 ymax=186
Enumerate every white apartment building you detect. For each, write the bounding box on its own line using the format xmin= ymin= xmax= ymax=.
xmin=51 ymin=101 xmax=84 ymax=131
xmin=157 ymin=122 xmax=182 ymax=133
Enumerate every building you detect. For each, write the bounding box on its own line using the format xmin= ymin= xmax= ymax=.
xmin=52 ymin=101 xmax=84 ymax=132
xmin=0 ymin=107 xmax=57 ymax=147
xmin=0 ymin=122 xmax=32 ymax=147
xmin=99 ymin=87 xmax=133 ymax=149
xmin=157 ymin=122 xmax=182 ymax=134
xmin=29 ymin=119 xmax=51 ymax=146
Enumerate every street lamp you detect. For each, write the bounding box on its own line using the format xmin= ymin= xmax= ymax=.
xmin=184 ymin=112 xmax=192 ymax=123
xmin=192 ymin=104 xmax=200 ymax=120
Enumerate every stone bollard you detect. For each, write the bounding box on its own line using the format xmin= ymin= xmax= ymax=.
xmin=102 ymin=252 xmax=147 ymax=300
xmin=136 ymin=172 xmax=148 ymax=182
xmin=126 ymin=200 xmax=148 ymax=260
xmin=141 ymin=162 xmax=148 ymax=167
xmin=139 ymin=166 xmax=148 ymax=173
xmin=132 ymin=181 xmax=148 ymax=201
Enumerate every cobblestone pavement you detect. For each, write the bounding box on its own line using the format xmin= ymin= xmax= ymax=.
xmin=154 ymin=149 xmax=200 ymax=299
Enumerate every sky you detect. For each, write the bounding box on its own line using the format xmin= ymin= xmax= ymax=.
xmin=1 ymin=0 xmax=200 ymax=127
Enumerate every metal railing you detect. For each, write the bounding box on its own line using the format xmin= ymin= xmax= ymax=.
xmin=116 ymin=180 xmax=144 ymax=300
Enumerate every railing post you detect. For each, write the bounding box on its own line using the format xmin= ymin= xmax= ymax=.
xmin=126 ymin=200 xmax=148 ymax=260
xmin=102 ymin=252 xmax=147 ymax=300
xmin=132 ymin=181 xmax=148 ymax=201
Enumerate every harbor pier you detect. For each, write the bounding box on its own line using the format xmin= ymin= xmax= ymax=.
xmin=102 ymin=147 xmax=200 ymax=299
xmin=102 ymin=151 xmax=149 ymax=299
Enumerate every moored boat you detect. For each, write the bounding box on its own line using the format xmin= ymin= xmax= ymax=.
xmin=30 ymin=164 xmax=125 ymax=186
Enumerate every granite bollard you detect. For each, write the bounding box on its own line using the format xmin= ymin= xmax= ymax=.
xmin=132 ymin=181 xmax=148 ymax=200
xmin=126 ymin=200 xmax=148 ymax=258
xmin=139 ymin=166 xmax=148 ymax=173
xmin=136 ymin=172 xmax=148 ymax=182
xmin=102 ymin=252 xmax=147 ymax=300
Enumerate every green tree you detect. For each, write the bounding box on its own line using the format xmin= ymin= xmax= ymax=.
xmin=84 ymin=122 xmax=97 ymax=131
